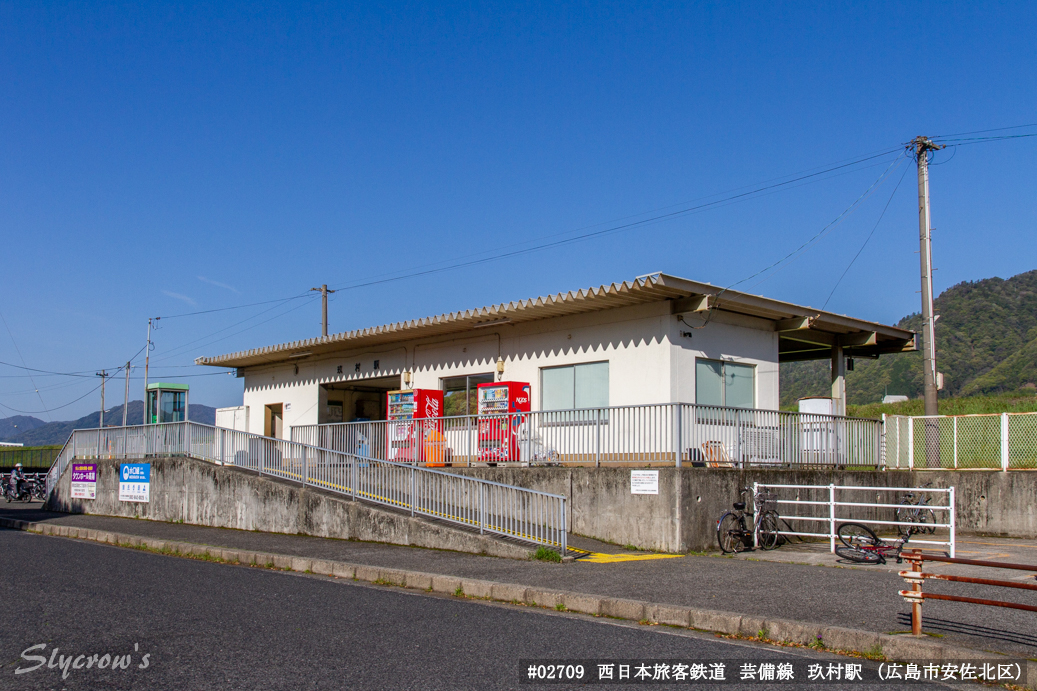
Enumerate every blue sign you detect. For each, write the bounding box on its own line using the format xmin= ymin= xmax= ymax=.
xmin=119 ymin=463 xmax=151 ymax=502
xmin=121 ymin=463 xmax=150 ymax=483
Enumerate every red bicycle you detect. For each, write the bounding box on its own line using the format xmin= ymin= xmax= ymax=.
xmin=834 ymin=523 xmax=912 ymax=564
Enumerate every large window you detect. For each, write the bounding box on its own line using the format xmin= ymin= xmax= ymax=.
xmin=541 ymin=362 xmax=609 ymax=411
xmin=695 ymin=359 xmax=755 ymax=409
xmin=441 ymin=373 xmax=494 ymax=416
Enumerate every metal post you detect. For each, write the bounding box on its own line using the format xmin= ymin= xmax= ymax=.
xmin=302 ymin=446 xmax=308 ymax=487
xmin=122 ymin=361 xmax=130 ymax=427
xmin=908 ymin=420 xmax=914 ymax=470
xmin=828 ymin=483 xmax=836 ymax=553
xmin=467 ymin=416 xmax=472 ymax=468
xmin=948 ymin=485 xmax=956 ymax=558
xmin=907 ymin=551 xmax=924 ymax=635
xmin=561 ymin=496 xmax=567 ymax=555
xmin=479 ymin=483 xmax=484 ymax=534
xmin=1001 ymin=413 xmax=1010 ymax=471
xmin=410 ymin=466 xmax=415 ymax=516
xmin=595 ymin=408 xmax=601 ymax=468
xmin=735 ymin=409 xmax=743 ymax=469
xmin=953 ymin=417 xmax=958 ymax=469
xmin=186 ymin=421 xmax=192 ymax=457
xmin=673 ymin=403 xmax=682 ymax=468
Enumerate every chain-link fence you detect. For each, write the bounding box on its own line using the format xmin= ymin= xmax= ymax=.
xmin=884 ymin=412 xmax=1037 ymax=469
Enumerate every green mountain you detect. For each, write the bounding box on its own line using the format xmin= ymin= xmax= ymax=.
xmin=0 ymin=401 xmax=217 ymax=446
xmin=780 ymin=269 xmax=1037 ymax=406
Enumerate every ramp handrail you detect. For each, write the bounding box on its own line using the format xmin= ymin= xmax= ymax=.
xmin=45 ymin=422 xmax=566 ymax=553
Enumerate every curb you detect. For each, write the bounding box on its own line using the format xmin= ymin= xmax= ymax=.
xmin=4 ymin=516 xmax=1032 ymax=681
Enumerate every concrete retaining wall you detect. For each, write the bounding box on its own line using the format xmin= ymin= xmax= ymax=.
xmin=45 ymin=457 xmax=532 ymax=559
xmin=451 ymin=467 xmax=1037 ymax=553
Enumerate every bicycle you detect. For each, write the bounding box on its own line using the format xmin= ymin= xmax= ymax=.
xmin=834 ymin=522 xmax=912 ymax=564
xmin=896 ymin=483 xmax=937 ymax=536
xmin=716 ymin=487 xmax=781 ymax=553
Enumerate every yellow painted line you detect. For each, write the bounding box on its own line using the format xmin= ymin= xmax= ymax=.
xmin=579 ymin=552 xmax=684 ymax=564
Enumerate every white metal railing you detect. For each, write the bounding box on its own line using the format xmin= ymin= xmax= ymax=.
xmin=755 ymin=482 xmax=955 ymax=557
xmin=292 ymin=402 xmax=883 ymax=468
xmin=884 ymin=412 xmax=1037 ymax=470
xmin=45 ymin=422 xmax=566 ymax=553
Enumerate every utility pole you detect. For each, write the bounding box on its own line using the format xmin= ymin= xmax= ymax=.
xmin=122 ymin=361 xmax=131 ymax=427
xmin=143 ymin=318 xmax=154 ymax=425
xmin=97 ymin=370 xmax=108 ymax=429
xmin=912 ymin=135 xmax=943 ymax=467
xmin=310 ymin=284 xmax=337 ymax=337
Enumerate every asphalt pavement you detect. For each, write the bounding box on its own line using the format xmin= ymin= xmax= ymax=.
xmin=1 ymin=529 xmax=960 ymax=690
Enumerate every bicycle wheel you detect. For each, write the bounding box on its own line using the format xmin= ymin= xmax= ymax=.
xmin=837 ymin=522 xmax=878 ymax=549
xmin=757 ymin=510 xmax=781 ymax=550
xmin=717 ymin=512 xmax=746 ymax=554
xmin=835 ymin=546 xmax=883 ymax=564
xmin=895 ymin=504 xmax=916 ymax=536
xmin=918 ymin=508 xmax=937 ymax=534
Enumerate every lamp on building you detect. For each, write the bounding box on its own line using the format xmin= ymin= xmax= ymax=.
xmin=496 ymin=357 xmax=505 ymax=381
xmin=403 ymin=370 xmax=412 ymax=387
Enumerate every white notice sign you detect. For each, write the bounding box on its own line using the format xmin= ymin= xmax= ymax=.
xmin=630 ymin=470 xmax=659 ymax=495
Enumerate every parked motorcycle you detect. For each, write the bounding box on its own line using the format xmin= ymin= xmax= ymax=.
xmin=5 ymin=477 xmax=32 ymax=502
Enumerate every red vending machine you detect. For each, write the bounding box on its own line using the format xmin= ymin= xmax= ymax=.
xmin=477 ymin=381 xmax=531 ymax=464
xmin=386 ymin=389 xmax=445 ymax=465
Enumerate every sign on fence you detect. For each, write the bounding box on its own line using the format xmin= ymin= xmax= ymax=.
xmin=70 ymin=463 xmax=96 ymax=499
xmin=631 ymin=470 xmax=659 ymax=495
xmin=119 ymin=463 xmax=150 ymax=503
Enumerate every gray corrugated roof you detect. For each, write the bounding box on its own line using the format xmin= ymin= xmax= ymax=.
xmin=195 ymin=273 xmax=915 ymax=368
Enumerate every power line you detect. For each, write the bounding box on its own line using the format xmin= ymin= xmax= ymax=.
xmin=932 ymin=123 xmax=1037 ymax=138
xmin=154 ymin=292 xmax=314 ymax=320
xmin=729 ymin=153 xmax=908 ymax=294
xmin=820 ymin=165 xmax=912 ymax=311
xmin=0 ymin=378 xmax=107 ymax=415
xmin=328 ymin=151 xmax=905 ymax=295
xmin=0 ymin=309 xmax=51 ymax=421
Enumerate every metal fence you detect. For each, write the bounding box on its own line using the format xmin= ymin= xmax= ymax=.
xmin=756 ymin=482 xmax=956 ymax=556
xmin=45 ymin=422 xmax=566 ymax=553
xmin=292 ymin=402 xmax=883 ymax=469
xmin=884 ymin=413 xmax=1037 ymax=470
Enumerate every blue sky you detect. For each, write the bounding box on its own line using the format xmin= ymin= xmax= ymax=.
xmin=1 ymin=1 xmax=1035 ymax=420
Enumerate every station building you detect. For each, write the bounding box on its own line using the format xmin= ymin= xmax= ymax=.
xmin=197 ymin=273 xmax=916 ymax=439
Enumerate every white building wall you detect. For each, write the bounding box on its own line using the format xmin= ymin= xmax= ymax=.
xmin=238 ymin=301 xmax=781 ymax=439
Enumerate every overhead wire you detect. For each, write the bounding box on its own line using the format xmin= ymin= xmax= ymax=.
xmin=820 ymin=165 xmax=912 ymax=312
xmin=327 ymin=151 xmax=906 ymax=295
xmin=0 ymin=309 xmax=51 ymax=421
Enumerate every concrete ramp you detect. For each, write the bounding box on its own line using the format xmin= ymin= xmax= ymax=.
xmin=45 ymin=456 xmax=535 ymax=559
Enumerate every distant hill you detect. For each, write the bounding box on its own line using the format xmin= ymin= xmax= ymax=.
xmin=781 ymin=269 xmax=1037 ymax=406
xmin=0 ymin=400 xmax=217 ymax=446
xmin=0 ymin=415 xmax=48 ymax=440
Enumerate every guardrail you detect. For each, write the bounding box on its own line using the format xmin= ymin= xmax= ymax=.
xmin=45 ymin=422 xmax=567 ymax=553
xmin=884 ymin=412 xmax=1037 ymax=469
xmin=292 ymin=402 xmax=882 ymax=469
xmin=755 ymin=482 xmax=955 ymax=556
xmin=899 ymin=551 xmax=1037 ymax=635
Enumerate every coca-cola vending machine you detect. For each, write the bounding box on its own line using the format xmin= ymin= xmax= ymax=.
xmin=477 ymin=381 xmax=531 ymax=464
xmin=386 ymin=389 xmax=445 ymax=465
